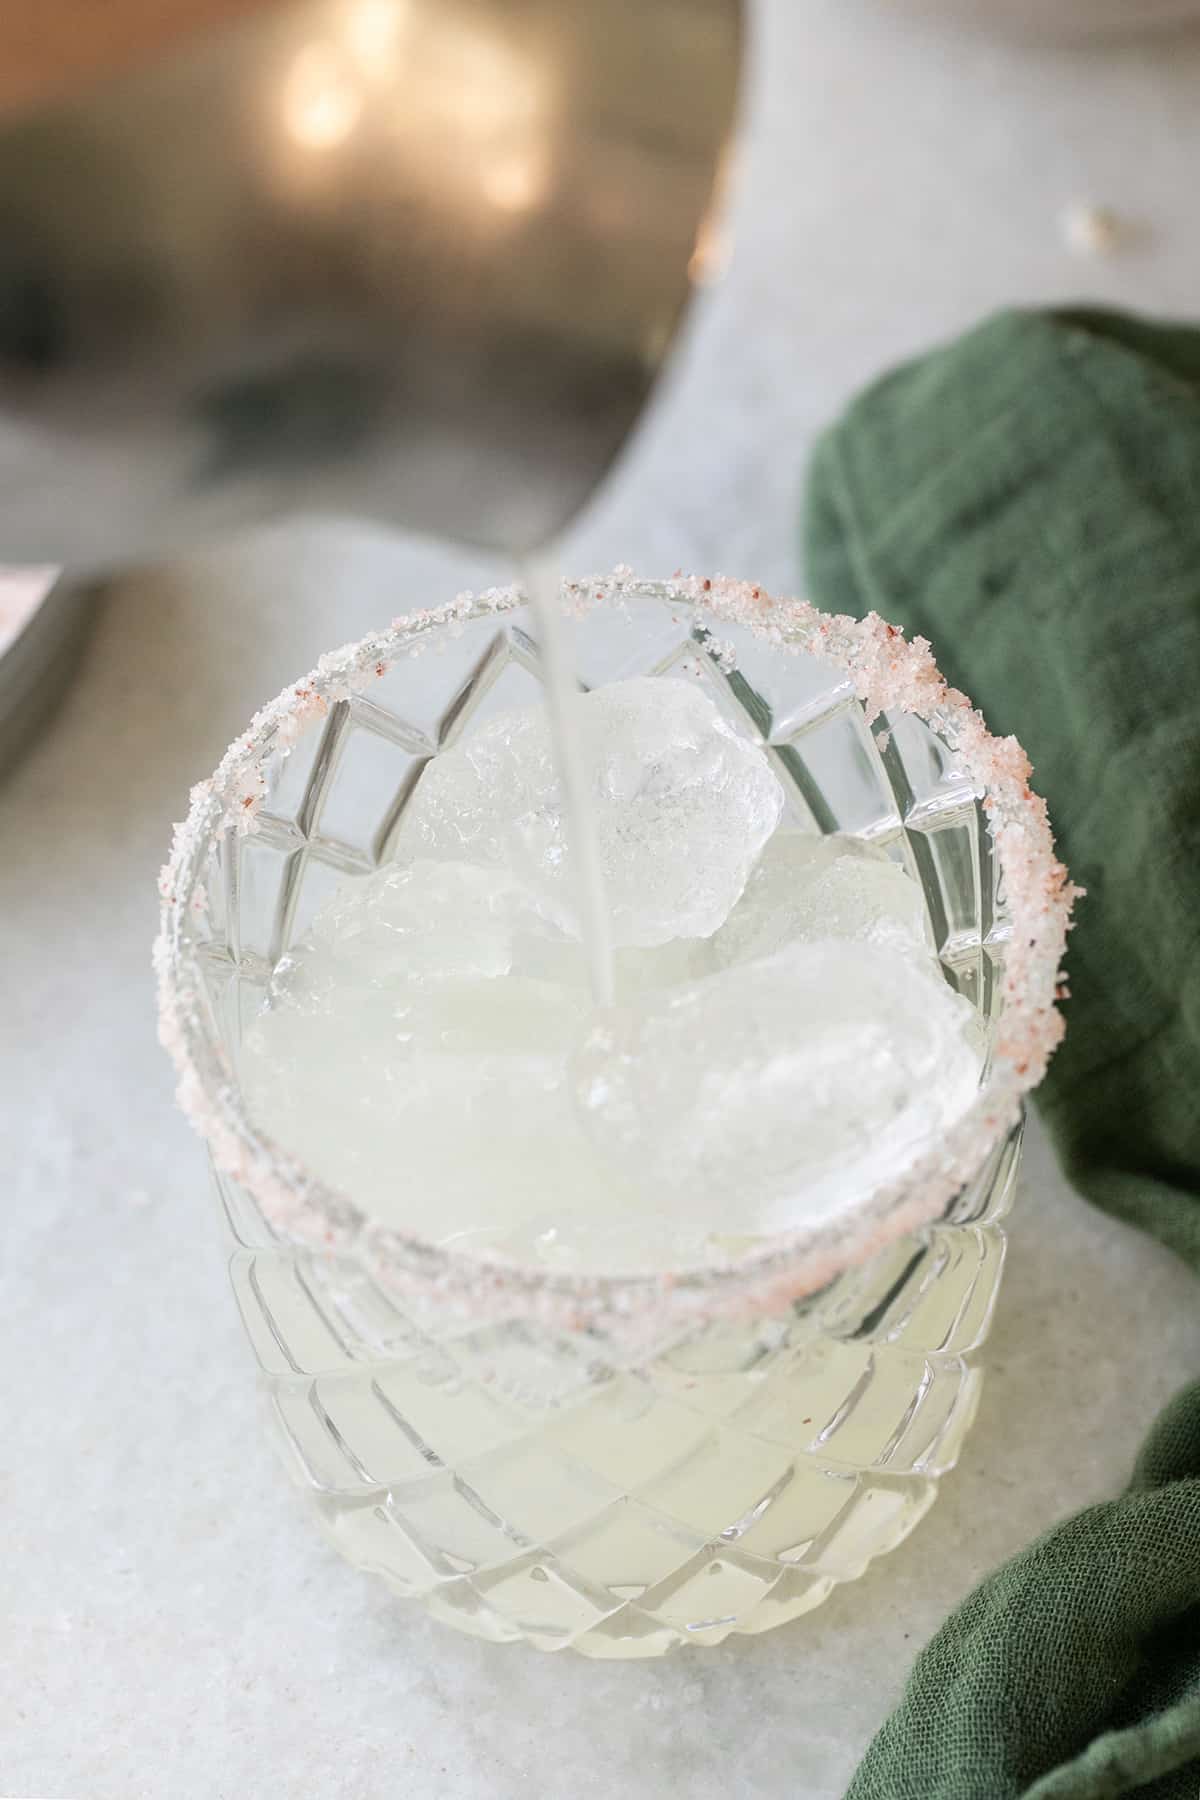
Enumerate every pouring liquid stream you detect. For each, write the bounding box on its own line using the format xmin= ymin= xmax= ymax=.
xmin=518 ymin=559 xmax=616 ymax=1009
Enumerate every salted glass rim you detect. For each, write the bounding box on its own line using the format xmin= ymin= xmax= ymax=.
xmin=155 ymin=571 xmax=1077 ymax=1343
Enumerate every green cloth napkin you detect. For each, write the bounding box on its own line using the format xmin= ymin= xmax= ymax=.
xmin=803 ymin=308 xmax=1200 ymax=1800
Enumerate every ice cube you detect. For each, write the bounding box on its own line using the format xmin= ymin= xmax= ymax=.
xmin=509 ymin=928 xmax=715 ymax=999
xmin=257 ymin=857 xmax=587 ymax=1056
xmin=712 ymin=831 xmax=929 ymax=969
xmin=397 ymin=676 xmax=784 ymax=947
xmin=242 ymin=855 xmax=599 ymax=1231
xmin=244 ymin=944 xmax=596 ymax=1242
xmin=570 ymin=939 xmax=982 ymax=1230
xmin=305 ymin=857 xmax=550 ymax=984
xmin=244 ymin=1026 xmax=591 ymax=1242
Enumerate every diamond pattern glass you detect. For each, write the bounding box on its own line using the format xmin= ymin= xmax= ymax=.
xmin=187 ymin=591 xmax=1020 ymax=1656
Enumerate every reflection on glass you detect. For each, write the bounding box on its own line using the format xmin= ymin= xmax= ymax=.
xmin=283 ymin=42 xmax=363 ymax=151
xmin=480 ymin=147 xmax=549 ymax=215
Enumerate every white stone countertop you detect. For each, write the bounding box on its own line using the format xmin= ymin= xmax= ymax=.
xmin=7 ymin=5 xmax=1200 ymax=1796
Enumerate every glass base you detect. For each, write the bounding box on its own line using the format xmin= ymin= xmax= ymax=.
xmin=221 ymin=1124 xmax=1017 ymax=1656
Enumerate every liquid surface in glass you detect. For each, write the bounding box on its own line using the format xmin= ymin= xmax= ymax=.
xmin=241 ymin=583 xmax=983 ymax=1274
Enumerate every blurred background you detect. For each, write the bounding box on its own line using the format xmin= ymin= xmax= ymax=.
xmin=7 ymin=4 xmax=1200 ymax=1797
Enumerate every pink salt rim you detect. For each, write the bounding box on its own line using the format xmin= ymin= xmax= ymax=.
xmin=154 ymin=571 xmax=1078 ymax=1348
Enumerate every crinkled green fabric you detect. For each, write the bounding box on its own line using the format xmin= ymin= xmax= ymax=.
xmin=803 ymin=309 xmax=1200 ymax=1800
